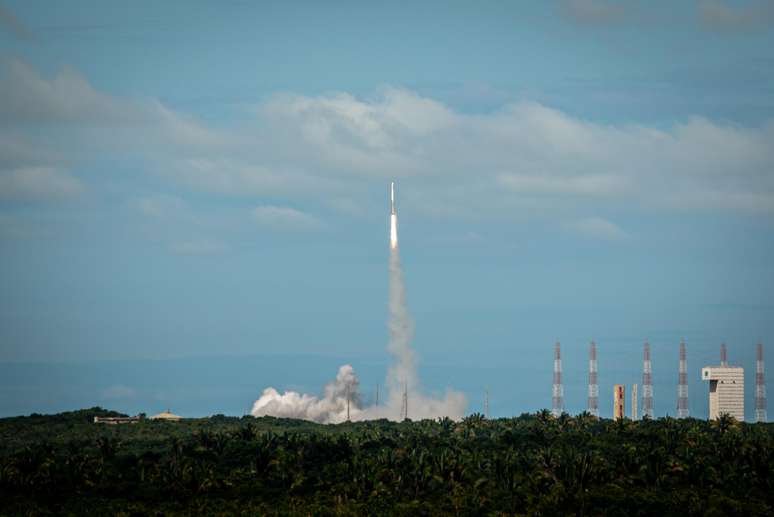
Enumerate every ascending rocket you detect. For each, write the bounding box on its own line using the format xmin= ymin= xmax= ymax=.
xmin=389 ymin=181 xmax=398 ymax=250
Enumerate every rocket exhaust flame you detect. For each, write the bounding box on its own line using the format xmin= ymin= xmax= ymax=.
xmin=250 ymin=181 xmax=466 ymax=423
xmin=390 ymin=214 xmax=398 ymax=250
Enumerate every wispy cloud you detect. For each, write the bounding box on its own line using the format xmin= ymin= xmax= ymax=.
xmin=256 ymin=92 xmax=774 ymax=216
xmin=168 ymin=159 xmax=335 ymax=198
xmin=564 ymin=217 xmax=630 ymax=241
xmin=3 ymin=59 xmax=774 ymax=229
xmin=0 ymin=167 xmax=83 ymax=201
xmin=252 ymin=205 xmax=324 ymax=232
xmin=0 ymin=60 xmax=220 ymax=150
xmin=0 ymin=60 xmax=142 ymax=125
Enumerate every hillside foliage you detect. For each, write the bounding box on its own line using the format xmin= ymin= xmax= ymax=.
xmin=0 ymin=408 xmax=772 ymax=515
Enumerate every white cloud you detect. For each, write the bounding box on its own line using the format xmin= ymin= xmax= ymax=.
xmin=252 ymin=92 xmax=774 ymax=216
xmin=0 ymin=60 xmax=223 ymax=207
xmin=564 ymin=217 xmax=630 ymax=241
xmin=168 ymin=158 xmax=338 ymax=198
xmin=0 ymin=60 xmax=220 ymax=149
xmin=0 ymin=60 xmax=141 ymax=125
xmin=3 ymin=59 xmax=774 ymax=224
xmin=149 ymin=100 xmax=223 ymax=149
xmin=252 ymin=205 xmax=324 ymax=232
xmin=0 ymin=167 xmax=83 ymax=200
xmin=0 ymin=135 xmax=62 ymax=169
xmin=264 ymin=88 xmax=456 ymax=144
xmin=257 ymin=88 xmax=456 ymax=177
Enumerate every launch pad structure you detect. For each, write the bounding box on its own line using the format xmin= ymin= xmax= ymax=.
xmin=549 ymin=339 xmax=766 ymax=422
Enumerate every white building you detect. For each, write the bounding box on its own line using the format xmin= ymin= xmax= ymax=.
xmin=701 ymin=366 xmax=744 ymax=421
xmin=149 ymin=410 xmax=183 ymax=421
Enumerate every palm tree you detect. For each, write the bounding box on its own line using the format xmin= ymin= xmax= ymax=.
xmin=712 ymin=413 xmax=738 ymax=434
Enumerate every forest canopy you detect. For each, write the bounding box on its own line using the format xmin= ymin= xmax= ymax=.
xmin=0 ymin=408 xmax=772 ymax=515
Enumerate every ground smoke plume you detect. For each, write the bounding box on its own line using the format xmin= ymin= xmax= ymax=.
xmin=250 ymin=245 xmax=466 ymax=423
xmin=251 ymin=364 xmax=360 ymax=423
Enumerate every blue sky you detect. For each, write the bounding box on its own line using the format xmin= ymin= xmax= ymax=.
xmin=1 ymin=0 xmax=773 ymax=419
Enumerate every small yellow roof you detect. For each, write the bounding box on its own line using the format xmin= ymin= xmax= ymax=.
xmin=150 ymin=410 xmax=183 ymax=421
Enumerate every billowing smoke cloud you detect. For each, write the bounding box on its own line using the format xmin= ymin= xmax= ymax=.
xmin=251 ymin=364 xmax=360 ymax=423
xmin=251 ymin=218 xmax=467 ymax=423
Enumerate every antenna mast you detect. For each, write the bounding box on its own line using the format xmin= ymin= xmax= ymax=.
xmin=631 ymin=384 xmax=638 ymax=420
xmin=677 ymin=339 xmax=689 ymax=418
xmin=552 ymin=341 xmax=564 ymax=417
xmin=756 ymin=343 xmax=767 ymax=423
xmin=484 ymin=389 xmax=489 ymax=419
xmin=642 ymin=341 xmax=654 ymax=418
xmin=588 ymin=340 xmax=599 ymax=417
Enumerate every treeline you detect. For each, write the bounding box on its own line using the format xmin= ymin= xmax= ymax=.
xmin=0 ymin=408 xmax=772 ymax=515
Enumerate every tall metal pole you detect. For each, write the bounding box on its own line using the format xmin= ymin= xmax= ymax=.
xmin=642 ymin=341 xmax=654 ymax=418
xmin=677 ymin=339 xmax=689 ymax=418
xmin=631 ymin=384 xmax=638 ymax=420
xmin=484 ymin=389 xmax=489 ymax=419
xmin=588 ymin=340 xmax=599 ymax=417
xmin=756 ymin=343 xmax=767 ymax=423
xmin=552 ymin=341 xmax=564 ymax=417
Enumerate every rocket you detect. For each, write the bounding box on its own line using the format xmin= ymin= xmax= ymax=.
xmin=391 ymin=181 xmax=395 ymax=215
xmin=389 ymin=181 xmax=398 ymax=250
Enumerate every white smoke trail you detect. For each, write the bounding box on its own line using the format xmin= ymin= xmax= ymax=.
xmin=387 ymin=249 xmax=415 ymax=397
xmin=250 ymin=192 xmax=466 ymax=423
xmin=377 ymin=247 xmax=466 ymax=421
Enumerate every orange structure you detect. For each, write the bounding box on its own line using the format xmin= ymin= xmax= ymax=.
xmin=613 ymin=384 xmax=625 ymax=420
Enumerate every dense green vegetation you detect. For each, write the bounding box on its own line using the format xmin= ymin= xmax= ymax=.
xmin=1 ymin=408 xmax=772 ymax=515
